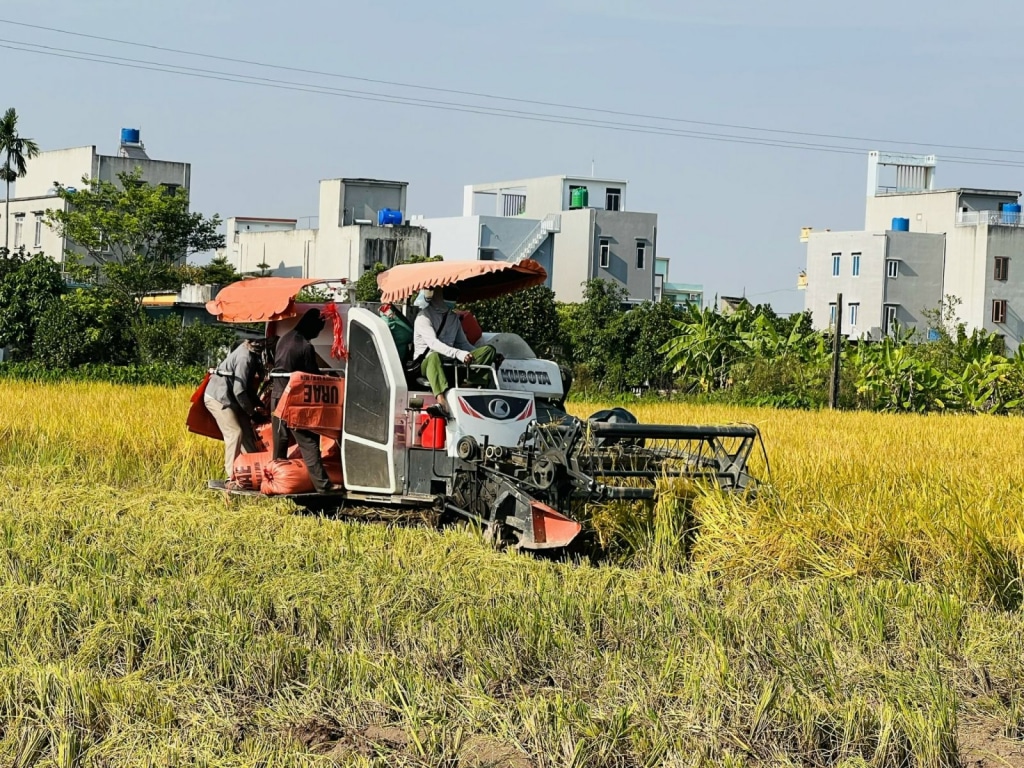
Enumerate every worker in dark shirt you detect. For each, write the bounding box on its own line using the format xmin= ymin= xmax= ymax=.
xmin=271 ymin=308 xmax=341 ymax=493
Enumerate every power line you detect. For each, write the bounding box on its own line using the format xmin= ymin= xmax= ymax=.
xmin=3 ymin=16 xmax=1023 ymax=157
xmin=5 ymin=38 xmax=1024 ymax=170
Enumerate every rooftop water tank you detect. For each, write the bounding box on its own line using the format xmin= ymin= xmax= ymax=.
xmin=120 ymin=128 xmax=141 ymax=145
xmin=1003 ymin=203 xmax=1022 ymax=224
xmin=891 ymin=217 xmax=910 ymax=232
xmin=570 ymin=187 xmax=589 ymax=210
xmin=377 ymin=208 xmax=403 ymax=226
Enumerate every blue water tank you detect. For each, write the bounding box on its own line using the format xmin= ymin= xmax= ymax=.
xmin=377 ymin=208 xmax=403 ymax=226
xmin=1003 ymin=203 xmax=1022 ymax=224
xmin=120 ymin=128 xmax=141 ymax=145
xmin=892 ymin=217 xmax=910 ymax=232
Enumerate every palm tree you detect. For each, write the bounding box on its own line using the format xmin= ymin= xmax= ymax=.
xmin=0 ymin=108 xmax=40 ymax=252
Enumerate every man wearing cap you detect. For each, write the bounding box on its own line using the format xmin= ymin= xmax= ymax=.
xmin=412 ymin=287 xmax=497 ymax=416
xmin=205 ymin=338 xmax=268 ymax=482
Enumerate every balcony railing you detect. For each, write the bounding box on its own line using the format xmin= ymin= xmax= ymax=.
xmin=956 ymin=210 xmax=1024 ymax=227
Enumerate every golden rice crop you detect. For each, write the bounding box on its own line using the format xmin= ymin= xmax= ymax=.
xmin=0 ymin=381 xmax=1022 ymax=766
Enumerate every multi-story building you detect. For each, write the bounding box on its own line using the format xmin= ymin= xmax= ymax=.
xmin=219 ymin=177 xmax=430 ymax=280
xmin=3 ymin=128 xmax=190 ymax=268
xmin=804 ymin=152 xmax=1024 ymax=350
xmin=411 ymin=174 xmax=662 ymax=304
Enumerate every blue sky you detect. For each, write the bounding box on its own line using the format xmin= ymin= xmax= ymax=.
xmin=4 ymin=0 xmax=1023 ymax=312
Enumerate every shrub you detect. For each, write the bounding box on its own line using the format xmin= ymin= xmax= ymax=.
xmin=34 ymin=289 xmax=136 ymax=368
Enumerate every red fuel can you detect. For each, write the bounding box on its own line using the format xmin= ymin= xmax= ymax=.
xmin=417 ymin=413 xmax=447 ymax=449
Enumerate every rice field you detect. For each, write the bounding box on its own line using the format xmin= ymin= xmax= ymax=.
xmin=1 ymin=381 xmax=1023 ymax=767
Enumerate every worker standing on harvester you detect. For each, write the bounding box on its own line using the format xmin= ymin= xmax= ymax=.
xmin=412 ymin=287 xmax=496 ymax=417
xmin=205 ymin=339 xmax=267 ymax=481
xmin=271 ymin=308 xmax=343 ymax=493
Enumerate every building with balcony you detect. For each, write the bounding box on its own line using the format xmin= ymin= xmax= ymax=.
xmin=217 ymin=177 xmax=430 ymax=280
xmin=411 ymin=174 xmax=660 ymax=304
xmin=804 ymin=152 xmax=1024 ymax=350
xmin=3 ymin=128 xmax=190 ymax=267
xmin=655 ymin=257 xmax=703 ymax=308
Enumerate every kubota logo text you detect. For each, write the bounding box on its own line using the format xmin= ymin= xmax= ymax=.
xmin=499 ymin=368 xmax=552 ymax=386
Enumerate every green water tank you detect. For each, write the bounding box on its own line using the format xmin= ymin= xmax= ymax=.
xmin=570 ymin=186 xmax=589 ymax=209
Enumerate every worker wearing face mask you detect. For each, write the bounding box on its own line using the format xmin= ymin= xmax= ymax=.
xmin=411 ymin=287 xmax=496 ymax=416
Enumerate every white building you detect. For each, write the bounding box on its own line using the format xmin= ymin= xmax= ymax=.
xmin=219 ymin=178 xmax=429 ymax=280
xmin=805 ymin=152 xmax=1024 ymax=350
xmin=411 ymin=174 xmax=661 ymax=304
xmin=3 ymin=128 xmax=190 ymax=268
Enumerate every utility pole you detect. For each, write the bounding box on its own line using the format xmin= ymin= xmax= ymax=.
xmin=829 ymin=292 xmax=843 ymax=409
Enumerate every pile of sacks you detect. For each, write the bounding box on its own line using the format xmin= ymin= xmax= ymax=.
xmin=231 ymin=430 xmax=343 ymax=496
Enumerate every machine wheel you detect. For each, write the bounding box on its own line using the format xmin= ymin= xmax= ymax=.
xmin=456 ymin=436 xmax=479 ymax=461
xmin=530 ymin=451 xmax=560 ymax=491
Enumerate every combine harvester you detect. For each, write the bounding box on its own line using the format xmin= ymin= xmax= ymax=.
xmin=192 ymin=259 xmax=764 ymax=551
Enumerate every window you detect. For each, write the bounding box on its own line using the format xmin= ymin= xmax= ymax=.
xmin=887 ymin=259 xmax=899 ymax=279
xmin=993 ymin=299 xmax=1008 ymax=324
xmin=849 ymin=303 xmax=859 ymax=326
xmin=160 ymin=183 xmax=181 ymax=197
xmin=884 ymin=305 xmax=898 ymax=334
xmin=829 ymin=302 xmax=837 ymax=327
xmin=635 ymin=242 xmax=646 ymax=270
xmin=832 ymin=254 xmax=840 ymax=277
xmin=606 ymin=187 xmax=621 ymax=211
xmin=33 ymin=214 xmax=42 ymax=247
xmin=599 ymin=238 xmax=610 ymax=269
xmin=13 ymin=215 xmax=23 ymax=248
xmin=479 ymin=248 xmax=495 ymax=261
xmin=995 ymin=257 xmax=1009 ymax=281
xmin=852 ymin=253 xmax=861 ymax=277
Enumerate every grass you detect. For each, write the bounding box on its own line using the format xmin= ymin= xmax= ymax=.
xmin=0 ymin=381 xmax=1022 ymax=766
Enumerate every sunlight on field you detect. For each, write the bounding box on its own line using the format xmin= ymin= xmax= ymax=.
xmin=1 ymin=381 xmax=1023 ymax=766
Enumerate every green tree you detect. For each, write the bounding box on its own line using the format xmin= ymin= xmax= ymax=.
xmin=0 ymin=250 xmax=64 ymax=359
xmin=619 ymin=299 xmax=686 ymax=389
xmin=462 ymin=285 xmax=563 ymax=358
xmin=45 ymin=168 xmax=224 ymax=313
xmin=34 ymin=289 xmax=136 ymax=368
xmin=0 ymin=107 xmax=40 ymax=252
xmin=355 ymin=254 xmax=441 ymax=303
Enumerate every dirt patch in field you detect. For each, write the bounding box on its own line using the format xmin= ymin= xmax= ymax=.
xmin=287 ymin=719 xmax=530 ymax=766
xmin=960 ymin=718 xmax=1024 ymax=767
xmin=460 ymin=734 xmax=532 ymax=768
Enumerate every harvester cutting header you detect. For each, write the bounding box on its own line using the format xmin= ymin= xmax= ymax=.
xmin=189 ymin=259 xmax=764 ymax=551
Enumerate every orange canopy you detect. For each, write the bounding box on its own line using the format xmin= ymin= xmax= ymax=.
xmin=205 ymin=277 xmax=321 ymax=322
xmin=377 ymin=259 xmax=548 ymax=303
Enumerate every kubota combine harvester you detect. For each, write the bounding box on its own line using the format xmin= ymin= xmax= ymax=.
xmin=190 ymin=259 xmax=764 ymax=551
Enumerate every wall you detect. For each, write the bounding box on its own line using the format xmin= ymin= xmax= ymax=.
xmin=592 ymin=210 xmax=657 ymax=303
xmin=865 ymin=190 xmax=958 ymax=234
xmin=13 ymin=147 xmax=94 ymax=198
xmin=412 ymin=215 xmax=481 ymax=261
xmin=3 ymin=196 xmax=68 ymax=263
xmin=551 ymin=209 xmax=595 ymax=303
xmin=982 ymin=226 xmax=1024 ymax=350
xmin=806 ymin=231 xmax=887 ymax=333
xmin=97 ymin=155 xmax=191 ymax=191
xmin=883 ymin=231 xmax=946 ymax=330
xmin=561 ymin=178 xmax=628 ymax=212
xmin=234 ymin=229 xmax=315 ymax=277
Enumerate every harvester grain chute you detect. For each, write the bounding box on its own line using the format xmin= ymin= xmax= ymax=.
xmin=191 ymin=259 xmax=765 ymax=551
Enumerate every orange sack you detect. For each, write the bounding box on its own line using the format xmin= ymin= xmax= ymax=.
xmin=232 ymin=450 xmax=272 ymax=491
xmin=259 ymin=457 xmax=344 ymax=496
xmin=273 ymin=373 xmax=344 ymax=439
xmin=261 ymin=459 xmax=315 ymax=495
xmin=185 ymin=371 xmax=223 ymax=440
